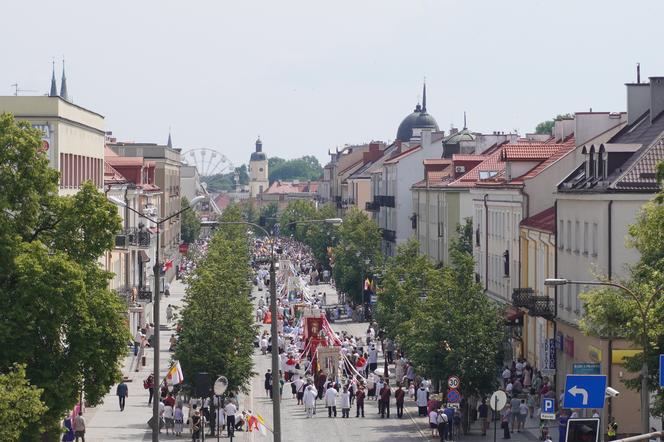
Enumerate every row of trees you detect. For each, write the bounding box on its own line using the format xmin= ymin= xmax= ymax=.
xmin=174 ymin=205 xmax=256 ymax=395
xmin=0 ymin=113 xmax=130 ymax=440
xmin=376 ymin=225 xmax=504 ymax=399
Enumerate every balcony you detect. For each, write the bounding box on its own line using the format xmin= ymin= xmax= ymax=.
xmin=121 ymin=228 xmax=152 ymax=248
xmin=374 ymin=195 xmax=395 ymax=208
xmin=115 ymin=234 xmax=129 ymax=249
xmin=365 ymin=201 xmax=380 ymax=212
xmin=512 ymin=288 xmax=535 ymax=308
xmin=511 ymin=287 xmax=555 ymax=319
xmin=381 ymin=228 xmax=396 ymax=243
xmin=529 ymin=296 xmax=555 ymax=319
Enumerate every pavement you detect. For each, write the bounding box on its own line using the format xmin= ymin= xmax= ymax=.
xmin=85 ymin=279 xmax=187 ymax=442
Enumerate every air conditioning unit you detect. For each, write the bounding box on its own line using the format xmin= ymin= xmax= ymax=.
xmin=455 ymin=165 xmax=466 ymax=173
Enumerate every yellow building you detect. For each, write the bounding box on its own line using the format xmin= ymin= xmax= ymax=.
xmin=0 ymin=95 xmax=105 ymax=196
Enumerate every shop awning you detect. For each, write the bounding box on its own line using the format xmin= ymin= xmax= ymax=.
xmin=139 ymin=250 xmax=151 ymax=263
xmin=504 ymin=305 xmax=524 ymax=326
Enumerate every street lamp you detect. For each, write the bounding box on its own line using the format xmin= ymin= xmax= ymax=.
xmin=109 ymin=194 xmax=206 ymax=442
xmin=544 ymin=278 xmax=652 ymax=434
xmin=215 ymin=217 xmax=341 ymax=442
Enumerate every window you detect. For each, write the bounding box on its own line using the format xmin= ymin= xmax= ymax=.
xmin=591 ymin=223 xmax=598 ymax=256
xmin=583 ymin=222 xmax=589 ymax=255
xmin=566 ymin=221 xmax=572 ymax=252
xmin=559 ymin=220 xmax=564 ymax=249
xmin=574 ymin=221 xmax=580 ymax=253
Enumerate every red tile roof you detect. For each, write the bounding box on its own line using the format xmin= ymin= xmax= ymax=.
xmin=104 ymin=162 xmax=127 ymax=184
xmin=264 ymin=180 xmax=319 ymax=195
xmin=520 ymin=206 xmax=555 ymax=233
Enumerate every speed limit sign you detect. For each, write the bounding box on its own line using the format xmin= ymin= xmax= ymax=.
xmin=448 ymin=376 xmax=460 ymax=389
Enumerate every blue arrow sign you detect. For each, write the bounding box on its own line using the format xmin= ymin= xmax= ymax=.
xmin=659 ymin=355 xmax=664 ymax=388
xmin=564 ymin=375 xmax=607 ymax=409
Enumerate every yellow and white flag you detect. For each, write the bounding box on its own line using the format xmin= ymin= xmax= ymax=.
xmin=166 ymin=361 xmax=184 ymax=385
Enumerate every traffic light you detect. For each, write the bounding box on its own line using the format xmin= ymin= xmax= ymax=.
xmin=566 ymin=418 xmax=599 ymax=442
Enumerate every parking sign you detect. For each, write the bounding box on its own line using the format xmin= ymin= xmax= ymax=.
xmin=541 ymin=398 xmax=555 ymax=420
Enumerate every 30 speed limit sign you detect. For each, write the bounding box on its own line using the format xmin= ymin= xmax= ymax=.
xmin=448 ymin=376 xmax=460 ymax=389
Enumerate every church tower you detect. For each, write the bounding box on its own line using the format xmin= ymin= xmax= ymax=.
xmin=248 ymin=137 xmax=269 ymax=198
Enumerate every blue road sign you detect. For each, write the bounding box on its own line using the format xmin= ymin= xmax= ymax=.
xmin=542 ymin=398 xmax=555 ymax=413
xmin=659 ymin=355 xmax=664 ymax=388
xmin=447 ymin=388 xmax=460 ymax=403
xmin=564 ymin=375 xmax=607 ymax=409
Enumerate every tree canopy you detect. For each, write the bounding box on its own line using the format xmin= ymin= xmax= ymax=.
xmin=180 ymin=196 xmax=201 ymax=243
xmin=535 ymin=113 xmax=573 ymax=134
xmin=175 ymin=204 xmax=256 ymax=395
xmin=269 ymin=155 xmax=322 ymax=183
xmin=0 ymin=364 xmax=47 ymax=441
xmin=0 ymin=113 xmax=130 ymax=439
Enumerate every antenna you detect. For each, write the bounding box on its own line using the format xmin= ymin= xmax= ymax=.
xmin=10 ymin=83 xmax=37 ymax=96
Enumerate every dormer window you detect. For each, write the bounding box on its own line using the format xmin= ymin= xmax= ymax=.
xmin=588 ymin=146 xmax=596 ymax=179
xmin=599 ymin=146 xmax=607 ymax=180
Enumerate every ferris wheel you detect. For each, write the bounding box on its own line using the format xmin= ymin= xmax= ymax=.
xmin=181 ymin=148 xmax=234 ymax=177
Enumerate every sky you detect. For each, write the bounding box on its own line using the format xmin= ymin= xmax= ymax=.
xmin=4 ymin=0 xmax=664 ymax=172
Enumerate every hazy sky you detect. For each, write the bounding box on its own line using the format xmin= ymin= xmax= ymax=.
xmin=4 ymin=0 xmax=664 ymax=171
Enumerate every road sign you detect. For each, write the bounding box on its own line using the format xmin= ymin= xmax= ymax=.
xmin=448 ymin=376 xmax=461 ymax=389
xmin=566 ymin=418 xmax=600 ymax=442
xmin=573 ymin=363 xmax=601 ymax=375
xmin=659 ymin=355 xmax=664 ymax=388
xmin=489 ymin=390 xmax=507 ymax=411
xmin=563 ymin=375 xmax=607 ymax=409
xmin=541 ymin=398 xmax=556 ymax=420
xmin=447 ymin=388 xmax=461 ymax=403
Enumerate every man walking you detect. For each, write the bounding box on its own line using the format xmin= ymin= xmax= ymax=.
xmin=395 ymin=384 xmax=405 ymax=418
xmin=478 ymin=398 xmax=489 ymax=435
xmin=116 ymin=380 xmax=128 ymax=411
xmin=74 ymin=412 xmax=86 ymax=442
xmin=355 ymin=386 xmax=365 ymax=418
xmin=380 ymin=381 xmax=391 ymax=418
xmin=325 ymin=384 xmax=338 ymax=418
xmin=303 ymin=385 xmax=317 ymax=418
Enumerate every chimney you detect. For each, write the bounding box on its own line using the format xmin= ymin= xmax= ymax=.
xmin=650 ymin=77 xmax=664 ymax=124
xmin=626 ymin=82 xmax=651 ymax=125
xmin=553 ymin=117 xmax=575 ymax=141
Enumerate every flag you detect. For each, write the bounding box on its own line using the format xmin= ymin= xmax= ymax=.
xmin=256 ymin=414 xmax=269 ymax=436
xmin=166 ymin=361 xmax=184 ymax=385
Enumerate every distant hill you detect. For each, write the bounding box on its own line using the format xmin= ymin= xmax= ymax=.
xmin=202 ymin=156 xmax=323 ymax=193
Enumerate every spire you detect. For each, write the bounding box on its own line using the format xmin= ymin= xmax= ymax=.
xmin=167 ymin=130 xmax=172 ymax=148
xmin=255 ymin=137 xmax=262 ymax=152
xmin=422 ymin=80 xmax=427 ymax=112
xmin=59 ymin=58 xmax=68 ymax=101
xmin=49 ymin=59 xmax=57 ymax=97
xmin=463 ymin=111 xmax=467 ymax=129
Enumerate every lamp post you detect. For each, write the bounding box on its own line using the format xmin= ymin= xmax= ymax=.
xmin=544 ymin=278 xmax=653 ymax=434
xmin=215 ymin=217 xmax=341 ymax=442
xmin=109 ymin=195 xmax=206 ymax=442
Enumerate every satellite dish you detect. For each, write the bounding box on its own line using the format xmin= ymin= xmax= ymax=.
xmin=490 ymin=390 xmax=507 ymax=411
xmin=213 ymin=376 xmax=228 ymax=396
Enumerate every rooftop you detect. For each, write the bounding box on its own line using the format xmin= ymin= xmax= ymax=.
xmin=520 ymin=206 xmax=555 ymax=233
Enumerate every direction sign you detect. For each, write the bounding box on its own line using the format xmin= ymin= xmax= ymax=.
xmin=563 ymin=375 xmax=607 ymax=409
xmin=448 ymin=376 xmax=461 ymax=389
xmin=489 ymin=390 xmax=507 ymax=411
xmin=660 ymin=355 xmax=664 ymax=388
xmin=447 ymin=388 xmax=461 ymax=403
xmin=541 ymin=398 xmax=556 ymax=420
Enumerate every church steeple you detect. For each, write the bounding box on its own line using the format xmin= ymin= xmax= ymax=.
xmin=59 ymin=58 xmax=68 ymax=101
xmin=49 ymin=60 xmax=58 ymax=97
xmin=422 ymin=81 xmax=427 ymax=112
xmin=255 ymin=137 xmax=262 ymax=153
xmin=167 ymin=131 xmax=172 ymax=148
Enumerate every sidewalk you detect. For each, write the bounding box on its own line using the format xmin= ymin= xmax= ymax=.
xmin=85 ymin=279 xmax=187 ymax=442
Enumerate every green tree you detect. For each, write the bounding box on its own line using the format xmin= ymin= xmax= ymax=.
xmin=0 ymin=113 xmax=130 ymax=439
xmin=279 ymin=199 xmax=317 ymax=241
xmin=331 ymin=208 xmax=382 ymax=303
xmin=259 ymin=202 xmax=278 ymax=233
xmin=180 ymin=196 xmax=201 ymax=243
xmin=303 ymin=203 xmax=339 ymax=269
xmin=175 ymin=205 xmax=256 ymax=395
xmin=269 ymin=156 xmax=323 ymax=183
xmin=0 ymin=364 xmax=47 ymax=441
xmin=535 ymin=113 xmax=573 ymax=134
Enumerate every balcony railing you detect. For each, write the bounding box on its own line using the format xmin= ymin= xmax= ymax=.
xmin=512 ymin=287 xmax=555 ymax=319
xmin=119 ymin=228 xmax=151 ymax=248
xmin=512 ymin=288 xmax=535 ymax=308
xmin=381 ymin=228 xmax=396 ymax=242
xmin=365 ymin=201 xmax=380 ymax=212
xmin=374 ymin=195 xmax=395 ymax=208
xmin=115 ymin=234 xmax=129 ymax=249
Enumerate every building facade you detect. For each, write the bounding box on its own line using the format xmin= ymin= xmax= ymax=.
xmin=248 ymin=138 xmax=269 ymax=198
